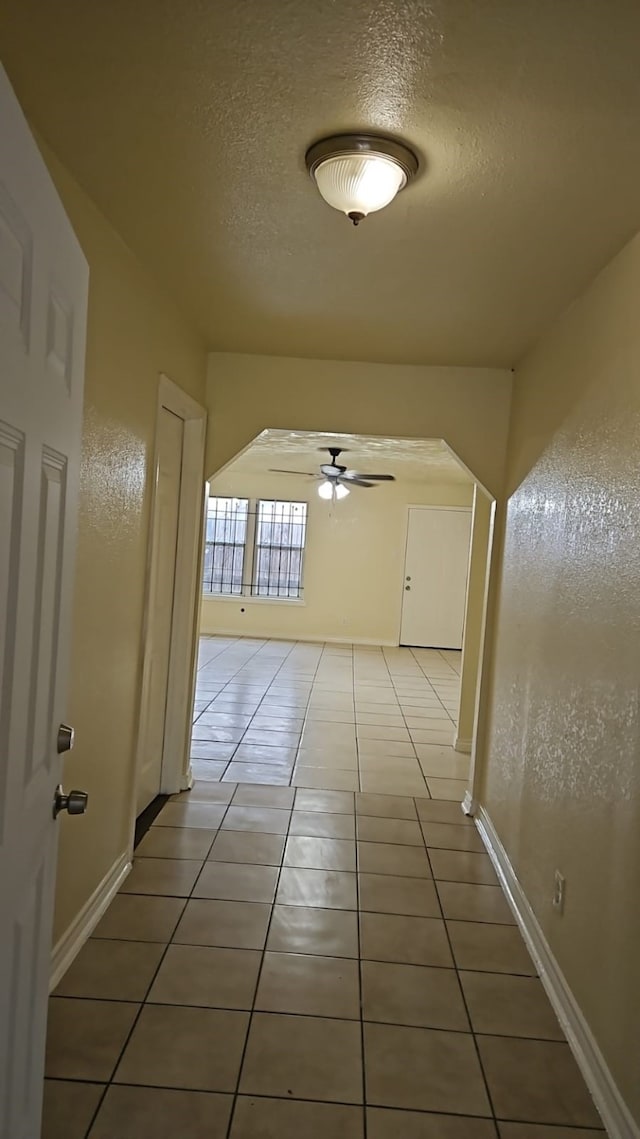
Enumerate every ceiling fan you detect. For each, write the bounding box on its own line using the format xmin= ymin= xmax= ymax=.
xmin=269 ymin=447 xmax=396 ymax=499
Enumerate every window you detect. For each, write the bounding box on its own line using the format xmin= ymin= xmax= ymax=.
xmin=202 ymin=497 xmax=248 ymax=595
xmin=253 ymin=500 xmax=307 ymax=598
xmin=203 ymin=497 xmax=307 ymax=600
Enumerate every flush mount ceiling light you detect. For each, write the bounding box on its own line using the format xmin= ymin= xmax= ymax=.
xmin=305 ymin=133 xmax=419 ymax=226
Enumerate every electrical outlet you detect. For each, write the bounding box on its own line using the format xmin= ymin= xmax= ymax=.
xmin=552 ymin=870 xmax=566 ymax=913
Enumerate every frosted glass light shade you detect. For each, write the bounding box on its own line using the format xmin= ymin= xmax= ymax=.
xmin=314 ymin=154 xmax=406 ymax=219
xmin=306 ymin=134 xmax=418 ymax=224
xmin=318 ymin=480 xmax=350 ymax=500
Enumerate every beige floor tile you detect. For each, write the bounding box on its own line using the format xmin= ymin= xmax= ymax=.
xmin=121 ymin=858 xmax=203 ymax=897
xmin=359 ymin=874 xmax=440 ymax=918
xmin=356 ymin=816 xmax=424 ymax=846
xmin=415 ymin=798 xmax=473 ymax=826
xmin=136 ymin=826 xmax=217 ymax=860
xmin=208 ymin=829 xmax=286 ymax=865
xmin=222 ymin=805 xmax=291 ymax=834
xmin=294 ymin=788 xmax=355 ymax=813
xmin=290 ymin=809 xmax=356 ymax=839
xmin=171 ymin=782 xmax=235 ymax=804
xmin=360 ymin=912 xmax=453 ymax=967
xmin=148 ymin=944 xmax=260 ymax=1009
xmin=426 ymin=777 xmax=468 ymax=801
xmin=359 ymin=773 xmax=428 ymax=796
xmin=293 ymin=767 xmax=361 ymax=791
xmin=356 ymin=713 xmax=406 ymax=727
xmin=498 ymin=1125 xmax=605 ymax=1138
xmin=93 ymin=895 xmax=185 ymax=943
xmin=284 ymin=835 xmax=356 ymax=871
xmin=190 ymin=760 xmax=228 ymax=781
xmin=296 ymin=748 xmax=360 ymax=770
xmin=256 ymin=951 xmax=361 ymax=1018
xmin=355 ymin=793 xmax=417 ymax=820
xmin=357 ymin=842 xmax=431 ymax=879
xmin=42 ymin=1080 xmax=104 ymax=1139
xmin=437 ymin=881 xmax=515 ymax=924
xmin=222 ymin=762 xmax=293 ymax=785
xmin=240 ymin=1013 xmax=363 ymax=1103
xmin=45 ymin=998 xmax=139 ymax=1081
xmin=233 ymin=743 xmax=298 ymax=764
xmin=173 ymin=899 xmax=271 ymax=949
xmin=356 ymin=702 xmax=403 ymax=716
xmin=243 ymin=729 xmax=301 ymax=748
xmin=461 ymin=971 xmax=564 ymax=1039
xmin=89 ymin=1086 xmax=232 ymax=1139
xmin=114 ymin=1004 xmax=249 ymax=1092
xmin=231 ymin=1096 xmax=364 ymax=1138
xmin=418 ymin=753 xmax=470 ymax=779
xmin=305 ymin=707 xmax=357 ymax=723
xmin=191 ymin=726 xmax=244 ymax=744
xmin=54 ymin=939 xmax=164 ymax=1001
xmin=277 ymin=867 xmax=358 ymax=909
xmin=412 ymin=729 xmax=455 ymax=745
xmin=359 ymin=740 xmax=416 ymax=759
xmin=362 ymin=960 xmax=469 ymax=1030
xmin=430 ymin=849 xmax=499 ymax=885
xmin=267 ymin=904 xmax=359 ymax=958
xmin=422 ymin=821 xmax=486 ymax=852
xmin=367 ymin=1107 xmax=496 ymax=1138
xmin=447 ymin=920 xmax=536 ymax=975
xmin=154 ymin=802 xmax=227 ymax=829
xmin=357 ymin=724 xmax=411 ymax=742
xmin=364 ymin=1022 xmax=491 ymax=1115
xmin=477 ymin=1036 xmax=602 ymax=1128
xmin=232 ymin=784 xmax=295 ymax=808
xmin=192 ymin=861 xmax=279 ymax=902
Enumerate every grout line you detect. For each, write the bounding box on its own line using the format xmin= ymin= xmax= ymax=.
xmin=352 ymin=648 xmax=368 ymax=1132
xmin=223 ymin=797 xmax=293 ymax=1139
xmin=420 ymin=822 xmax=500 ymax=1129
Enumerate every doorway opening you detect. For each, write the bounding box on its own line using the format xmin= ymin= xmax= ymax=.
xmin=190 ymin=428 xmax=496 ymax=812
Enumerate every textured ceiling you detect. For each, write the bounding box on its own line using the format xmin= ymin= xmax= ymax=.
xmin=223 ymin=429 xmax=472 ymax=484
xmin=2 ymin=1 xmax=640 ymax=366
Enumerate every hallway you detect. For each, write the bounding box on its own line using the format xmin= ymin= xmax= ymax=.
xmin=43 ymin=638 xmax=603 ymax=1137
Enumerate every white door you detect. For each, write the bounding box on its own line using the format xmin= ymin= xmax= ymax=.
xmin=135 ymin=406 xmax=184 ymax=814
xmin=400 ymin=507 xmax=472 ymax=649
xmin=0 ymin=66 xmax=88 ymax=1139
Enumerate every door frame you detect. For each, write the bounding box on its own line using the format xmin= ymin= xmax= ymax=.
xmin=130 ymin=374 xmax=207 ymax=828
xmin=398 ymin=504 xmax=473 ymax=647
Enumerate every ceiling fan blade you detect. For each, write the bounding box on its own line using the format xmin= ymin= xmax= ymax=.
xmin=268 ymin=468 xmax=317 ymax=477
xmin=343 ymin=470 xmax=395 ymax=482
xmin=341 ymin=476 xmax=376 ymax=488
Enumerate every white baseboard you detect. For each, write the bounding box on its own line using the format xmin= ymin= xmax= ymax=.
xmin=199 ymin=629 xmax=397 ymax=647
xmin=454 ymin=735 xmax=472 ymax=754
xmin=50 ymin=851 xmax=132 ymax=992
xmin=475 ymin=806 xmax=638 ymax=1139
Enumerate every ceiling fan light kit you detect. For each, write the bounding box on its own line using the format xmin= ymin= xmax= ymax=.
xmin=269 ymin=447 xmax=396 ymax=500
xmin=305 ymin=133 xmax=419 ymax=225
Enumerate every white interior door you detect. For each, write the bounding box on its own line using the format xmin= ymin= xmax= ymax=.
xmin=400 ymin=507 xmax=472 ymax=649
xmin=135 ymin=405 xmax=184 ymax=814
xmin=0 ymin=67 xmax=88 ymax=1139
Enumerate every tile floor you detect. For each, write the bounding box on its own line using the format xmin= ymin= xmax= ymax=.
xmin=43 ymin=637 xmax=604 ymax=1138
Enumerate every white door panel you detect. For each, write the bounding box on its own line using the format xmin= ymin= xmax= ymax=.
xmin=0 ymin=64 xmax=88 ymax=1139
xmin=400 ymin=508 xmax=472 ymax=649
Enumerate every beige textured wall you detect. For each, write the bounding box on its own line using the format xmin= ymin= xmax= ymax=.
xmin=41 ymin=145 xmax=207 ymax=943
xmin=206 ymin=354 xmax=512 ymax=497
xmin=200 ymin=471 xmax=473 ymax=645
xmin=482 ymin=233 xmax=640 ymax=1122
